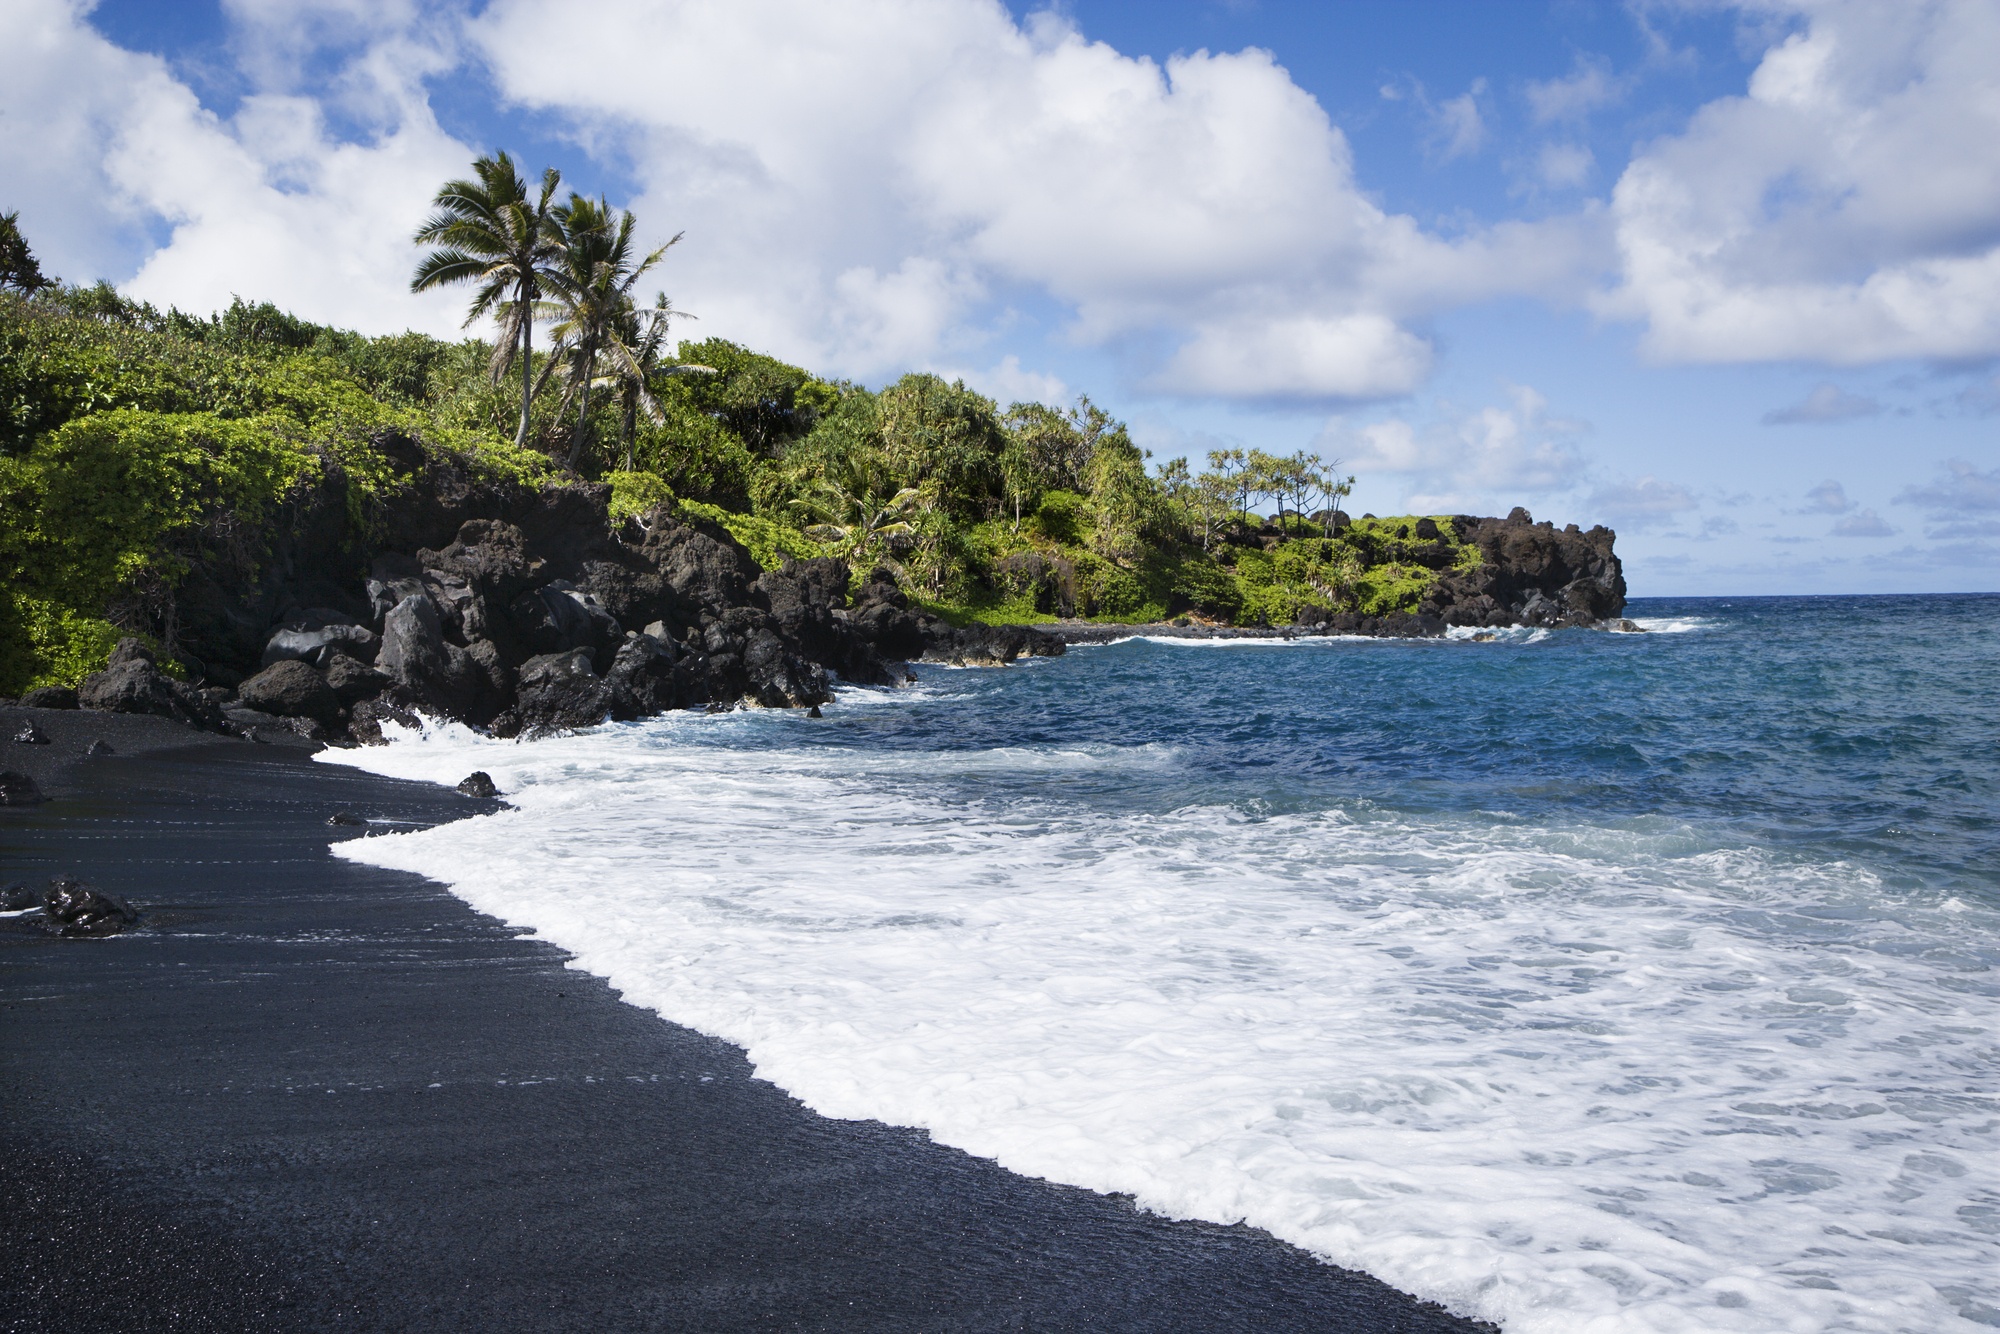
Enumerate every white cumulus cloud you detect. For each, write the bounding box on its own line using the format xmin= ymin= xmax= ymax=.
xmin=0 ymin=0 xmax=476 ymax=335
xmin=1323 ymin=384 xmax=1592 ymax=515
xmin=1602 ymin=0 xmax=2000 ymax=364
xmin=471 ymin=0 xmax=1589 ymax=397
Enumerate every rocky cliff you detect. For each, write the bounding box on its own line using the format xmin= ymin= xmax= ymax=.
xmin=50 ymin=445 xmax=1625 ymax=743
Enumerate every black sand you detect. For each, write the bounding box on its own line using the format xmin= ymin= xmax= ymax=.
xmin=1 ymin=707 xmax=1488 ymax=1332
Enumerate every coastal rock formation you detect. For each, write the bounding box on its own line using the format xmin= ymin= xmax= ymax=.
xmin=77 ymin=640 xmax=228 ymax=732
xmin=59 ymin=441 xmax=1612 ymax=745
xmin=1425 ymin=510 xmax=1625 ymax=629
xmin=0 ymin=770 xmax=43 ymax=805
xmin=42 ymin=875 xmax=140 ymax=937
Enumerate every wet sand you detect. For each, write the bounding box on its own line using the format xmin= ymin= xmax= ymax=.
xmin=1 ymin=708 xmax=1488 ymax=1332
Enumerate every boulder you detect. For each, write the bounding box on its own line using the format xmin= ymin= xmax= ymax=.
xmin=501 ymin=648 xmax=616 ymax=738
xmin=235 ymin=660 xmax=342 ymax=724
xmin=85 ymin=739 xmax=114 ymax=756
xmin=42 ymin=875 xmax=140 ymax=937
xmin=851 ymin=598 xmax=926 ymax=660
xmin=77 ymin=656 xmax=226 ymax=731
xmin=262 ymin=623 xmax=380 ymax=668
xmin=634 ymin=516 xmax=759 ymax=617
xmin=742 ymin=629 xmax=830 ymax=708
xmin=348 ymin=696 xmax=421 ymax=746
xmin=377 ymin=593 xmax=473 ymax=715
xmin=0 ymin=771 xmax=43 ymax=805
xmin=456 ymin=771 xmax=498 ymax=798
xmin=507 ymin=581 xmax=622 ymax=660
xmin=13 ymin=723 xmax=50 ymax=744
xmin=324 ymin=653 xmax=391 ymax=705
xmin=20 ymin=686 xmax=77 ymax=710
xmin=418 ymin=519 xmax=544 ymax=601
xmin=604 ymin=633 xmax=681 ymax=716
xmin=2 ymin=882 xmax=39 ymax=910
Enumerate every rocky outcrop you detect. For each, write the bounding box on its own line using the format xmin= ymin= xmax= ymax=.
xmin=0 ymin=770 xmax=43 ymax=805
xmin=236 ymin=660 xmax=343 ymax=726
xmin=76 ymin=640 xmax=228 ymax=732
xmin=1419 ymin=510 xmax=1626 ymax=629
xmin=42 ymin=875 xmax=140 ymax=937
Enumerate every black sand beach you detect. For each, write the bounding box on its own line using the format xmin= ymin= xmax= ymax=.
xmin=2 ymin=707 xmax=1487 ymax=1333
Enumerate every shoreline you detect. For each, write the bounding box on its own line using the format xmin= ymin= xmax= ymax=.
xmin=1 ymin=708 xmax=1489 ymax=1332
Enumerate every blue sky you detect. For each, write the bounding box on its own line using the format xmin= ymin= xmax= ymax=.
xmin=6 ymin=0 xmax=1998 ymax=595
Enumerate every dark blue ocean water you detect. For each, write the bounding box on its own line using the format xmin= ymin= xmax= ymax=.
xmin=336 ymin=594 xmax=2000 ymax=1333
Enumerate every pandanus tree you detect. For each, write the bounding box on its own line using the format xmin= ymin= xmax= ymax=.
xmin=537 ymin=196 xmax=702 ymax=472
xmin=410 ymin=152 xmax=563 ymax=449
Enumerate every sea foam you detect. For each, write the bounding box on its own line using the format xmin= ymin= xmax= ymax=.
xmin=327 ymin=676 xmax=1999 ymax=1333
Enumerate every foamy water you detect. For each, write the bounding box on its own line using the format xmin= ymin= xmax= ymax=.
xmin=324 ymin=596 xmax=2000 ymax=1333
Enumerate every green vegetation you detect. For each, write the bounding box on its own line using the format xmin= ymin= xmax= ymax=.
xmin=0 ymin=184 xmax=1481 ymax=694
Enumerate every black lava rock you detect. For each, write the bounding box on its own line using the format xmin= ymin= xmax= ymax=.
xmin=0 ymin=770 xmax=43 ymax=805
xmin=327 ymin=811 xmax=367 ymax=827
xmin=20 ymin=685 xmax=78 ymax=709
xmin=1 ymin=882 xmax=39 ymax=911
xmin=456 ymin=771 xmax=498 ymax=798
xmin=12 ymin=723 xmax=50 ymax=744
xmin=42 ymin=876 xmax=140 ymax=937
xmin=236 ymin=659 xmax=343 ymax=725
xmin=85 ymin=739 xmax=115 ymax=756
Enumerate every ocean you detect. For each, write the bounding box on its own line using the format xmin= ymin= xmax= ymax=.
xmin=325 ymin=594 xmax=2000 ymax=1333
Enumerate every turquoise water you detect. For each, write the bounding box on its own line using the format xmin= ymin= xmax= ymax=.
xmin=333 ymin=594 xmax=2000 ymax=1333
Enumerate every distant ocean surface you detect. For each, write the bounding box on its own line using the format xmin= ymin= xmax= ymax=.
xmin=328 ymin=594 xmax=2000 ymax=1333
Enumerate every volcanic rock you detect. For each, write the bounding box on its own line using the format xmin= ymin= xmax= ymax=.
xmin=76 ymin=647 xmax=226 ymax=731
xmin=456 ymin=771 xmax=498 ymax=798
xmin=19 ymin=686 xmax=77 ymax=709
xmin=42 ymin=875 xmax=140 ymax=937
xmin=0 ymin=771 xmax=41 ymax=805
xmin=236 ymin=660 xmax=342 ymax=725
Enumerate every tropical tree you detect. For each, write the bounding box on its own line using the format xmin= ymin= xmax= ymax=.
xmin=537 ymin=195 xmax=682 ymax=471
xmin=411 ymin=152 xmax=564 ymax=450
xmin=791 ymin=478 xmax=923 ymax=573
xmin=0 ymin=212 xmax=52 ymax=293
xmin=599 ymin=294 xmax=714 ymax=471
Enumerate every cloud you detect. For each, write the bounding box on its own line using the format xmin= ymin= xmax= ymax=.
xmin=1526 ymin=54 xmax=1623 ymax=123
xmin=1587 ymin=475 xmax=1699 ymax=530
xmin=951 ymin=354 xmax=1069 ymax=408
xmin=0 ymin=0 xmax=475 ymax=335
xmin=1535 ymin=143 xmax=1595 ymax=190
xmin=465 ymin=1 xmax=1592 ymax=397
xmin=1800 ymin=479 xmax=1853 ymax=513
xmin=8 ymin=0 xmax=1610 ymax=400
xmin=1601 ymin=0 xmax=2000 ymax=364
xmin=1326 ymin=383 xmax=1591 ymax=514
xmin=1830 ymin=508 xmax=1895 ymax=536
xmin=1425 ymin=81 xmax=1488 ymax=161
xmin=1895 ymin=458 xmax=2000 ymax=514
xmin=1956 ymin=373 xmax=2000 ymax=415
xmin=1763 ymin=383 xmax=1882 ymax=424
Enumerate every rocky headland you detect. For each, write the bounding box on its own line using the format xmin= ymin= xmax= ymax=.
xmin=6 ymin=443 xmax=1625 ymax=747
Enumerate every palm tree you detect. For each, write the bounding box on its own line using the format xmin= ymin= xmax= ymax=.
xmin=791 ymin=474 xmax=923 ymax=573
xmin=411 ymin=152 xmax=562 ymax=449
xmin=537 ymin=196 xmax=681 ymax=471
xmin=600 ymin=294 xmax=713 ymax=471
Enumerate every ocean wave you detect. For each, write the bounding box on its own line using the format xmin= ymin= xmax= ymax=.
xmin=324 ymin=666 xmax=2000 ymax=1334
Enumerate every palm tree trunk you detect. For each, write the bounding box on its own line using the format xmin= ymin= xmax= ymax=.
xmin=621 ymin=385 xmax=637 ymax=471
xmin=565 ymin=345 xmax=594 ymax=472
xmin=517 ymin=282 xmax=534 ymax=450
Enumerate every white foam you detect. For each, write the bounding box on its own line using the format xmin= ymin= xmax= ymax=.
xmin=1627 ymin=616 xmax=1715 ymax=635
xmin=325 ymin=719 xmax=2000 ymax=1333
